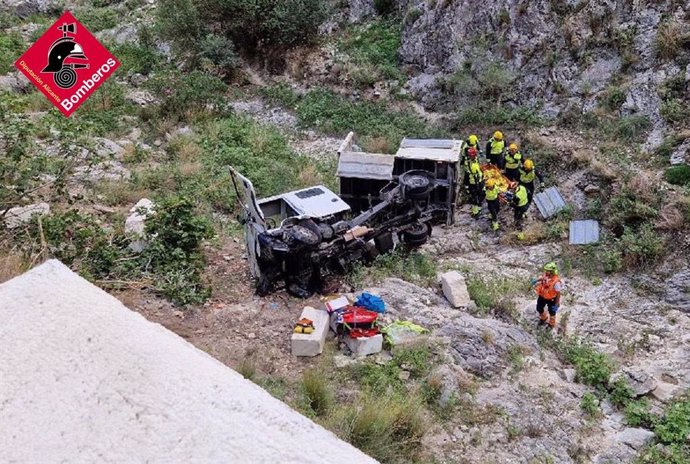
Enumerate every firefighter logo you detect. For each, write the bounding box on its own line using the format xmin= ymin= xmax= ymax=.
xmin=14 ymin=11 xmax=119 ymax=117
xmin=42 ymin=22 xmax=89 ymax=89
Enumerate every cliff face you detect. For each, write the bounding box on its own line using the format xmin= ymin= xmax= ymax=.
xmin=398 ymin=0 xmax=689 ymax=147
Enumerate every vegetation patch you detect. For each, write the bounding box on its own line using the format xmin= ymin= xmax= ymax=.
xmin=261 ymin=85 xmax=445 ymax=153
xmin=665 ymin=165 xmax=690 ymax=186
xmin=0 ymin=32 xmax=24 ymax=74
xmin=338 ymin=20 xmax=403 ymax=87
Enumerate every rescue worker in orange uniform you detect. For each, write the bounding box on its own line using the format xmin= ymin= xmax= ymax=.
xmin=532 ymin=262 xmax=563 ymax=328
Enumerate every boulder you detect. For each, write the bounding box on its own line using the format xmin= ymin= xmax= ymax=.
xmin=616 ymin=369 xmax=658 ymax=397
xmin=665 ymin=269 xmax=690 ymax=312
xmin=670 ymin=139 xmax=690 ymax=166
xmin=441 ymin=271 xmax=472 ymax=308
xmin=3 ymin=203 xmax=50 ymax=229
xmin=72 ymin=161 xmax=130 ymax=182
xmin=125 ymin=90 xmax=157 ymax=106
xmin=651 ymin=382 xmax=678 ymax=403
xmin=125 ymin=199 xmax=155 ymax=252
xmin=616 ymin=428 xmax=655 ymax=450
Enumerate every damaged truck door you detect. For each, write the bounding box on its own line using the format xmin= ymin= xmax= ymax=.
xmin=230 ymin=133 xmax=462 ymax=298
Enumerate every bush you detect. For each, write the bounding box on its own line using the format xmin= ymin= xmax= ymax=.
xmin=339 ymin=20 xmax=403 ymax=85
xmin=148 ymin=70 xmax=227 ymax=121
xmin=560 ymin=338 xmax=613 ymax=390
xmin=75 ymin=7 xmax=118 ymax=32
xmin=609 ymin=377 xmax=635 ymax=409
xmin=334 ymin=392 xmax=424 ymax=463
xmin=655 ymin=396 xmax=690 ymax=445
xmin=665 ymin=165 xmax=690 ymax=186
xmin=615 ymin=115 xmax=651 ymax=141
xmin=373 ymin=0 xmax=396 ymax=16
xmin=466 ymin=275 xmax=525 ymax=314
xmin=624 ymin=399 xmax=656 ymax=428
xmin=301 ymin=370 xmax=333 ymax=417
xmin=655 ymin=21 xmax=690 ymax=61
xmin=0 ymin=32 xmax=25 ymax=74
xmin=580 ymin=392 xmax=600 ymax=417
xmin=619 ymin=224 xmax=665 ymax=268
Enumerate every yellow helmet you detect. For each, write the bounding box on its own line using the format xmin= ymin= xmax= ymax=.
xmin=485 ymin=179 xmax=496 ymax=189
xmin=524 ymin=159 xmax=534 ymax=170
xmin=468 ymin=134 xmax=478 ymax=145
xmin=509 ymin=143 xmax=518 ymax=151
xmin=493 ymin=131 xmax=503 ymax=141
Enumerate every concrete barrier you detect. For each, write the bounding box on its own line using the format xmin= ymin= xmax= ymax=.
xmin=291 ymin=306 xmax=330 ymax=357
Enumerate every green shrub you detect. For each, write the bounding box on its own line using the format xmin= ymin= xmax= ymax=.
xmin=334 ymin=392 xmax=424 ymax=463
xmin=619 ymin=224 xmax=665 ymax=268
xmin=454 ymin=103 xmax=543 ymax=127
xmin=301 ymin=370 xmax=333 ymax=417
xmin=148 ymin=70 xmax=227 ymax=121
xmin=75 ymin=7 xmax=118 ymax=32
xmin=158 ymin=0 xmax=328 ymax=54
xmin=615 ymin=115 xmax=651 ymax=141
xmin=609 ymin=377 xmax=635 ymax=409
xmin=655 ymin=396 xmax=690 ymax=445
xmin=560 ymin=338 xmax=613 ymax=390
xmin=602 ymin=85 xmax=627 ymax=112
xmin=339 ymin=20 xmax=403 ymax=85
xmin=665 ymin=165 xmax=690 ymax=186
xmin=655 ymin=21 xmax=690 ymax=61
xmin=600 ymin=244 xmax=623 ymax=274
xmin=0 ymin=32 xmax=24 ymax=74
xmin=580 ymin=392 xmax=600 ymax=417
xmin=198 ymin=33 xmax=240 ymax=76
xmin=661 ymin=99 xmax=690 ymax=125
xmin=624 ymin=399 xmax=656 ymax=428
xmin=636 ymin=444 xmax=689 ymax=464
xmin=466 ymin=275 xmax=525 ymax=314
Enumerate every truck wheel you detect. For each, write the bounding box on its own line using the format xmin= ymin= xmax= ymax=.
xmin=399 ymin=170 xmax=434 ymax=198
xmin=403 ymin=222 xmax=428 ymax=241
xmin=284 ymin=225 xmax=320 ymax=246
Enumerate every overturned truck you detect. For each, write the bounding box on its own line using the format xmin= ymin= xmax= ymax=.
xmin=231 ymin=133 xmax=462 ymax=297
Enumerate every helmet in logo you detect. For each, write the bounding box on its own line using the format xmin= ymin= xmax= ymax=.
xmin=42 ymin=23 xmax=89 ymax=89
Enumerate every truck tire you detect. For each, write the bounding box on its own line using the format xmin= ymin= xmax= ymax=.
xmin=399 ymin=170 xmax=434 ymax=199
xmin=284 ymin=225 xmax=320 ymax=246
xmin=403 ymin=222 xmax=428 ymax=241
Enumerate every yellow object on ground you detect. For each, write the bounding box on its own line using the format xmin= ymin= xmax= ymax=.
xmin=294 ymin=317 xmax=315 ymax=334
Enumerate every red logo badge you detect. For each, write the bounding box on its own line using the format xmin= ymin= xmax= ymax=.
xmin=14 ymin=11 xmax=120 ymax=117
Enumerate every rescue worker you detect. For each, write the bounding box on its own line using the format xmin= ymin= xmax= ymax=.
xmin=464 ymin=147 xmax=484 ymax=217
xmin=485 ymin=130 xmax=505 ymax=169
xmin=504 ymin=143 xmax=523 ymax=182
xmin=519 ymin=158 xmax=544 ymax=207
xmin=484 ymin=178 xmax=501 ymax=231
xmin=509 ymin=181 xmax=529 ymax=238
xmin=461 ymin=134 xmax=481 ymax=190
xmin=532 ymin=262 xmax=563 ymax=329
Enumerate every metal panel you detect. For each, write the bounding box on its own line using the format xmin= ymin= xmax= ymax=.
xmin=534 ymin=187 xmax=567 ymax=219
xmin=400 ymin=138 xmax=460 ymax=149
xmin=281 ymin=185 xmax=351 ymax=218
xmin=336 ymin=151 xmax=394 ymax=181
xmin=396 ymin=138 xmax=462 ymax=163
xmin=569 ymin=220 xmax=600 ymax=245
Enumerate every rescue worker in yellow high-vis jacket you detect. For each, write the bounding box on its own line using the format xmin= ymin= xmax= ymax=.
xmin=504 ymin=142 xmax=523 ymax=182
xmin=464 ymin=147 xmax=484 ymax=217
xmin=484 ymin=178 xmax=501 ymax=231
xmin=518 ymin=158 xmax=544 ymax=207
xmin=485 ymin=130 xmax=505 ymax=169
xmin=509 ymin=181 xmax=529 ymax=238
xmin=461 ymin=134 xmax=481 ymax=191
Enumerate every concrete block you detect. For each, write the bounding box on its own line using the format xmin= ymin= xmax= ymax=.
xmin=344 ymin=334 xmax=383 ymax=358
xmin=291 ymin=306 xmax=330 ymax=357
xmin=440 ymin=271 xmax=472 ymax=308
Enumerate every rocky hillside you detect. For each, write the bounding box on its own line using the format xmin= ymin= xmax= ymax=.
xmin=395 ymin=0 xmax=689 ymax=150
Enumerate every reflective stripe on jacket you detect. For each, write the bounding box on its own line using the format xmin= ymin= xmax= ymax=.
xmin=489 ymin=138 xmax=505 ymax=155
xmin=519 ymin=168 xmax=535 ymax=184
xmin=536 ymin=274 xmax=561 ymax=300
xmin=485 ymin=185 xmax=500 ymax=201
xmin=514 ymin=185 xmax=528 ymax=207
xmin=467 ymin=160 xmax=483 ymax=184
xmin=505 ymin=151 xmax=522 ymax=169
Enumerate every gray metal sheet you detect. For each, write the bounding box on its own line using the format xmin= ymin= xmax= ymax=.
xmin=534 ymin=187 xmax=567 ymax=219
xmin=569 ymin=220 xmax=600 ymax=245
xmin=282 ymin=185 xmax=351 ymax=218
xmin=399 ymin=138 xmax=459 ymax=149
xmin=337 ymin=151 xmax=394 ymax=181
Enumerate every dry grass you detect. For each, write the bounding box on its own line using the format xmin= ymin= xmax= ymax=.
xmin=168 ymin=135 xmax=202 ymax=162
xmin=655 ymin=21 xmax=689 ymax=61
xmin=297 ymin=164 xmax=320 ymax=187
xmin=0 ymin=253 xmax=30 ymax=284
xmin=589 ymin=158 xmax=616 ymax=180
xmin=362 ymin=135 xmax=393 ymax=154
xmin=178 ymin=161 xmax=202 ymax=177
xmin=94 ymin=180 xmax=152 ymax=207
xmin=481 ymin=329 xmax=495 ymax=345
xmin=627 ymin=173 xmax=657 ymax=204
xmin=655 ymin=200 xmax=688 ymax=231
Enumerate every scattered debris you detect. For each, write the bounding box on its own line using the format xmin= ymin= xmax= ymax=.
xmin=381 ymin=321 xmax=429 ymax=347
xmin=534 ymin=187 xmax=567 ymax=219
xmin=569 ymin=220 xmax=600 ymax=245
